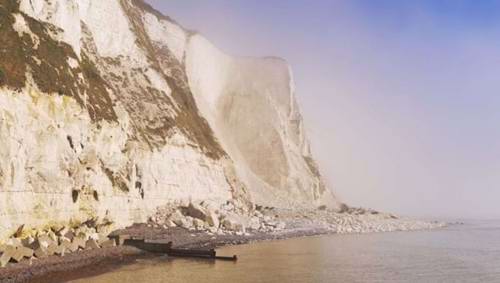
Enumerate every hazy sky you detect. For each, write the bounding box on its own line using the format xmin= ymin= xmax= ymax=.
xmin=147 ymin=0 xmax=500 ymax=219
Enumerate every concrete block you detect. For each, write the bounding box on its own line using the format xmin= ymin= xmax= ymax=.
xmin=21 ymin=236 xmax=35 ymax=248
xmin=19 ymin=246 xmax=34 ymax=258
xmin=1 ymin=254 xmax=11 ymax=267
xmin=0 ymin=246 xmax=15 ymax=268
xmin=46 ymin=243 xmax=58 ymax=256
xmin=6 ymin=238 xmax=22 ymax=247
xmin=11 ymin=250 xmax=23 ymax=263
xmin=85 ymin=239 xmax=100 ymax=250
xmin=69 ymin=242 xmax=79 ymax=253
xmin=47 ymin=231 xmax=58 ymax=242
xmin=60 ymin=240 xmax=73 ymax=254
xmin=54 ymin=245 xmax=66 ymax=256
xmin=34 ymin=247 xmax=48 ymax=259
xmin=73 ymin=237 xmax=86 ymax=249
xmin=64 ymin=230 xmax=75 ymax=241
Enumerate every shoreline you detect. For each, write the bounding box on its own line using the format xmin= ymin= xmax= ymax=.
xmin=0 ymin=217 xmax=447 ymax=283
xmin=0 ymin=226 xmax=330 ymax=283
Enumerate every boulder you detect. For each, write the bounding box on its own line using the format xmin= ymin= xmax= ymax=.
xmin=193 ymin=218 xmax=206 ymax=230
xmin=201 ymin=201 xmax=219 ymax=214
xmin=206 ymin=212 xmax=220 ymax=228
xmin=222 ymin=217 xmax=245 ymax=233
xmin=249 ymin=217 xmax=261 ymax=231
xmin=169 ymin=210 xmax=185 ymax=225
xmin=186 ymin=203 xmax=208 ymax=220
xmin=184 ymin=216 xmax=195 ymax=229
xmin=187 ymin=203 xmax=221 ymax=229
xmin=170 ymin=210 xmax=192 ymax=229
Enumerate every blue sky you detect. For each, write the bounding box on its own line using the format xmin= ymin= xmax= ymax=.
xmin=147 ymin=0 xmax=500 ymax=218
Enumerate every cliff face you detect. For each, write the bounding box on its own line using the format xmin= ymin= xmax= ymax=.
xmin=0 ymin=0 xmax=339 ymax=239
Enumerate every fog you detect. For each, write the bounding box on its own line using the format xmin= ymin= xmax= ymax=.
xmin=147 ymin=0 xmax=500 ymax=219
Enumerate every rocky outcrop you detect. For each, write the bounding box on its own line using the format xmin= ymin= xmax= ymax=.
xmin=0 ymin=0 xmax=339 ymax=240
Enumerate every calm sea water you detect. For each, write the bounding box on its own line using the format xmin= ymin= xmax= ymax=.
xmin=72 ymin=220 xmax=500 ymax=283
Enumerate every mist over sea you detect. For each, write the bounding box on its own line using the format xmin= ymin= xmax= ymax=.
xmin=73 ymin=220 xmax=500 ymax=283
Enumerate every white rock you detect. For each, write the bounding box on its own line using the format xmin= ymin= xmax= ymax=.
xmin=249 ymin=217 xmax=261 ymax=231
xmin=186 ymin=203 xmax=208 ymax=221
xmin=222 ymin=217 xmax=246 ymax=233
xmin=206 ymin=212 xmax=220 ymax=228
xmin=193 ymin=218 xmax=205 ymax=230
xmin=276 ymin=222 xmax=286 ymax=230
xmin=0 ymin=0 xmax=339 ymax=241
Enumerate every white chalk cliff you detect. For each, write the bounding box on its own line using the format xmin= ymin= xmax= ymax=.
xmin=0 ymin=0 xmax=340 ymax=239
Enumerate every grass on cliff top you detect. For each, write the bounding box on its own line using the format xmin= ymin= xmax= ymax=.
xmin=0 ymin=0 xmax=117 ymax=122
xmin=0 ymin=0 xmax=225 ymax=160
xmin=121 ymin=0 xmax=226 ymax=160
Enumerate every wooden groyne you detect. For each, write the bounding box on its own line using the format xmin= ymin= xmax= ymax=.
xmin=119 ymin=237 xmax=237 ymax=261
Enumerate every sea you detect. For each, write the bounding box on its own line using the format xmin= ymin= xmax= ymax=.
xmin=71 ymin=220 xmax=500 ymax=283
